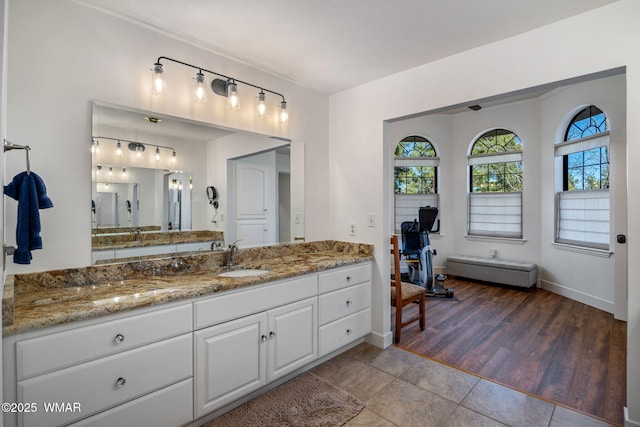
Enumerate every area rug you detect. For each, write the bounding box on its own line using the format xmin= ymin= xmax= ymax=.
xmin=201 ymin=372 xmax=364 ymax=427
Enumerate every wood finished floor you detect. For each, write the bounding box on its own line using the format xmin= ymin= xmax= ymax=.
xmin=393 ymin=278 xmax=627 ymax=425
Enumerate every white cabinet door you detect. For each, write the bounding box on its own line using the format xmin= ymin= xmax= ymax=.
xmin=267 ymin=297 xmax=317 ymax=381
xmin=194 ymin=312 xmax=267 ymax=417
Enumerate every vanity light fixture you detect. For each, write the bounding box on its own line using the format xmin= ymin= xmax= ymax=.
xmin=115 ymin=141 xmax=123 ymax=157
xmin=91 ymin=139 xmax=99 ymax=154
xmin=151 ymin=62 xmax=166 ymax=95
xmin=256 ymin=90 xmax=267 ymax=119
xmin=151 ymin=56 xmax=289 ymax=123
xmin=194 ymin=71 xmax=207 ymax=103
xmin=91 ymin=136 xmax=177 ymax=164
xmin=122 ymin=168 xmax=127 ymax=177
xmin=108 ymin=166 xmax=113 ymax=177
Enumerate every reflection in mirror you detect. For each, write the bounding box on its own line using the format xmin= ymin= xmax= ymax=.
xmin=91 ymin=101 xmax=304 ymax=263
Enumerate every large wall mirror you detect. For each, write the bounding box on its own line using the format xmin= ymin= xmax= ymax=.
xmin=91 ymin=101 xmax=304 ymax=262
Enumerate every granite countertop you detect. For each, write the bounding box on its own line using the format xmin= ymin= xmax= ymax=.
xmin=92 ymin=230 xmax=224 ymax=250
xmin=3 ymin=241 xmax=373 ymax=336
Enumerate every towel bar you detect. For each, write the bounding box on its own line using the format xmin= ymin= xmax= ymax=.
xmin=4 ymin=139 xmax=31 ymax=174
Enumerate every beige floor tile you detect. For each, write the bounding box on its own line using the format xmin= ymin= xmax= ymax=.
xmin=442 ymin=406 xmax=508 ymax=427
xmin=549 ymin=405 xmax=618 ymax=427
xmin=345 ymin=342 xmax=426 ymax=377
xmin=366 ymin=378 xmax=458 ymax=426
xmin=343 ymin=408 xmax=397 ymax=427
xmin=311 ymin=354 xmax=396 ymax=402
xmin=400 ymin=357 xmax=480 ymax=403
xmin=461 ymin=379 xmax=554 ymax=427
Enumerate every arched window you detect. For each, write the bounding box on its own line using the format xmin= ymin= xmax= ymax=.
xmin=555 ymin=105 xmax=610 ymax=249
xmin=468 ymin=129 xmax=523 ymax=238
xmin=394 ymin=136 xmax=439 ymax=232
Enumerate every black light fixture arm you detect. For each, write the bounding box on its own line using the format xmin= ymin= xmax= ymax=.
xmin=155 ymin=56 xmax=286 ymax=103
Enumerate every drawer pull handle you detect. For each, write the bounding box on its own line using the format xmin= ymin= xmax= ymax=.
xmin=114 ymin=334 xmax=125 ymax=344
xmin=115 ymin=377 xmax=126 ymax=388
xmin=261 ymin=335 xmax=268 ymax=342
xmin=269 ymin=331 xmax=277 ymax=338
xmin=346 ymin=329 xmax=352 ymax=335
xmin=346 ymin=300 xmax=352 ymax=306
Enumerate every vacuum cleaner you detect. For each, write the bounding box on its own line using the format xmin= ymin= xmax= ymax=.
xmin=401 ymin=206 xmax=454 ymax=298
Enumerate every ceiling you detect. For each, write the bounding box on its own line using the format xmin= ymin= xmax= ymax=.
xmin=78 ymin=0 xmax=618 ymax=95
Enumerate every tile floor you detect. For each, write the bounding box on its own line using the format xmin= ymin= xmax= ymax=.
xmin=311 ymin=343 xmax=617 ymax=427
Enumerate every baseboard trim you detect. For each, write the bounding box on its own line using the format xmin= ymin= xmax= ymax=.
xmin=626 ymin=407 xmax=640 ymax=427
xmin=540 ymin=279 xmax=615 ymax=314
xmin=365 ymin=330 xmax=393 ymax=349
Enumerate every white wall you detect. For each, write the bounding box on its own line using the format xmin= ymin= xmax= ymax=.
xmin=3 ymin=0 xmax=330 ymax=274
xmin=330 ymin=1 xmax=640 ymax=424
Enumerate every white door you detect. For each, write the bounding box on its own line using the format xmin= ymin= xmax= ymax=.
xmin=267 ymin=297 xmax=317 ymax=381
xmin=234 ymin=152 xmax=276 ymax=247
xmin=194 ymin=313 xmax=267 ymax=417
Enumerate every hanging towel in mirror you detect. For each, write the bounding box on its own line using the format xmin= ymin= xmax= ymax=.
xmin=4 ymin=171 xmax=54 ymax=264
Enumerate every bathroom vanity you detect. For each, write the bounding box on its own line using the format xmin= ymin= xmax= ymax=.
xmin=2 ymin=241 xmax=373 ymax=427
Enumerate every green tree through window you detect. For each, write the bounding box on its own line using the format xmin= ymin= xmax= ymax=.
xmin=563 ymin=106 xmax=609 ymax=191
xmin=394 ymin=136 xmax=437 ymax=195
xmin=470 ymin=129 xmax=523 ymax=193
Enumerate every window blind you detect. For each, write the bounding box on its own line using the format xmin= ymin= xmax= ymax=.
xmin=556 ymin=189 xmax=609 ymax=249
xmin=395 ymin=194 xmax=439 ymax=233
xmin=468 ymin=192 xmax=522 ymax=238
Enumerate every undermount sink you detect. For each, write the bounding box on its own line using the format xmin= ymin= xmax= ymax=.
xmin=217 ymin=269 xmax=270 ymax=278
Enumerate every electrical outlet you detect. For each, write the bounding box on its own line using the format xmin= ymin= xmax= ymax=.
xmin=349 ymin=223 xmax=356 ymax=236
xmin=367 ymin=214 xmax=375 ymax=227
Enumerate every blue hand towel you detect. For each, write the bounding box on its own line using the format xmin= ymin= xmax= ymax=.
xmin=4 ymin=171 xmax=54 ymax=264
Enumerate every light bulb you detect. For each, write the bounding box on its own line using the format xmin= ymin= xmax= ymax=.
xmin=116 ymin=141 xmax=122 ymax=157
xmin=155 ymin=147 xmax=161 ymax=161
xmin=108 ymin=167 xmax=113 ymax=177
xmin=194 ymin=71 xmax=207 ymax=103
xmin=279 ymin=101 xmax=289 ymax=123
xmin=227 ymin=81 xmax=240 ymax=110
xmin=91 ymin=140 xmax=99 ymax=154
xmin=171 ymin=150 xmax=177 ymax=164
xmin=151 ymin=63 xmax=166 ymax=95
xmin=122 ymin=168 xmax=127 ymax=177
xmin=256 ymin=91 xmax=267 ymax=119
xmin=136 ymin=146 xmax=143 ymax=159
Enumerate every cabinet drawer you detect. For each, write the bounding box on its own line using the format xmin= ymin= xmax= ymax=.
xmin=318 ymin=309 xmax=371 ymax=357
xmin=195 ymin=274 xmax=317 ymax=329
xmin=318 ymin=263 xmax=371 ymax=294
xmin=17 ymin=303 xmax=192 ymax=380
xmin=318 ymin=282 xmax=371 ymax=326
xmin=68 ymin=379 xmax=193 ymax=427
xmin=18 ymin=334 xmax=192 ymax=427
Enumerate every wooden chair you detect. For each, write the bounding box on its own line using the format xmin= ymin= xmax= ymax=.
xmin=390 ymin=235 xmax=425 ymax=343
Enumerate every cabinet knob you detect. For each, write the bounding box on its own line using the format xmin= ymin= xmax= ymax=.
xmin=346 ymin=276 xmax=352 ymax=282
xmin=346 ymin=329 xmax=352 ymax=335
xmin=269 ymin=331 xmax=277 ymax=338
xmin=261 ymin=335 xmax=268 ymax=342
xmin=346 ymin=300 xmax=352 ymax=306
xmin=114 ymin=334 xmax=125 ymax=344
xmin=115 ymin=377 xmax=126 ymax=388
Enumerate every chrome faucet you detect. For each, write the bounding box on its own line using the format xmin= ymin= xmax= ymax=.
xmin=226 ymin=240 xmax=241 ymax=266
